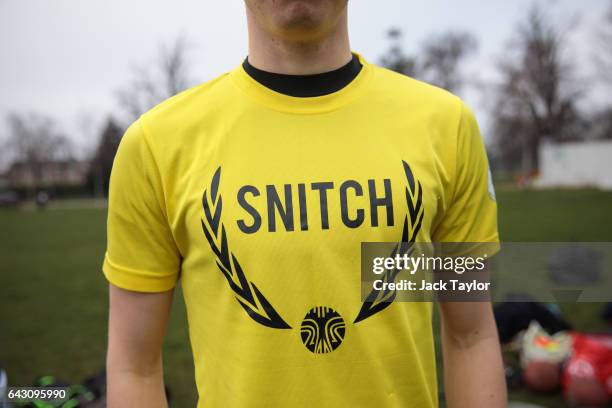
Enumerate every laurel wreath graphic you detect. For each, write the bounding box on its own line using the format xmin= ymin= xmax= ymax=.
xmin=201 ymin=167 xmax=291 ymax=329
xmin=353 ymin=160 xmax=424 ymax=324
xmin=201 ymin=161 xmax=424 ymax=331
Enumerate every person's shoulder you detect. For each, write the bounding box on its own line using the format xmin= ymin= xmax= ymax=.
xmin=132 ymin=70 xmax=237 ymax=152
xmin=369 ymin=63 xmax=464 ymax=113
xmin=140 ymin=71 xmax=233 ymax=129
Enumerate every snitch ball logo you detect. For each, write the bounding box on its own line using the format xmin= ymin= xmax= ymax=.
xmin=201 ymin=161 xmax=424 ymax=353
xmin=300 ymin=307 xmax=346 ymax=354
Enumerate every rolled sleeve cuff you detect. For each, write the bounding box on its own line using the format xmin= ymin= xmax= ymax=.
xmin=102 ymin=253 xmax=178 ymax=293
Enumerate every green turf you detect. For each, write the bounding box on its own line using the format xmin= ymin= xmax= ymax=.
xmin=498 ymin=189 xmax=612 ymax=242
xmin=0 ymin=207 xmax=196 ymax=406
xmin=1 ymin=189 xmax=611 ymax=407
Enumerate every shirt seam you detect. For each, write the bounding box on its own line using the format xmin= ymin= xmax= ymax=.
xmin=136 ymin=118 xmax=184 ymax=258
xmin=448 ymin=100 xmax=465 ymax=211
xmin=104 ymin=252 xmax=178 ymax=280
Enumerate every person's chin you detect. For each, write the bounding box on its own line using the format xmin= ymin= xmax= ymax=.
xmin=283 ymin=4 xmax=322 ymax=27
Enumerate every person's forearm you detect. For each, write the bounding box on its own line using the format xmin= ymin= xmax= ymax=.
xmin=442 ymin=326 xmax=507 ymax=408
xmin=107 ymin=352 xmax=168 ymax=408
xmin=106 ymin=285 xmax=173 ymax=407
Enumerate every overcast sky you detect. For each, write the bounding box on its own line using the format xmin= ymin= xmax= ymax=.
xmin=0 ymin=0 xmax=609 ymax=154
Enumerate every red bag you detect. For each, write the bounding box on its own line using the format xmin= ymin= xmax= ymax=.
xmin=563 ymin=333 xmax=612 ymax=407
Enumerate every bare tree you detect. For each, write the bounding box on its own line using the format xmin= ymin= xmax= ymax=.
xmin=380 ymin=28 xmax=478 ymax=94
xmin=0 ymin=131 xmax=9 ymax=173
xmin=116 ymin=36 xmax=194 ymax=122
xmin=380 ymin=28 xmax=420 ymax=78
xmin=490 ymin=4 xmax=583 ymax=173
xmin=420 ymin=31 xmax=478 ymax=93
xmin=594 ymin=2 xmax=612 ymax=85
xmin=75 ymin=111 xmax=100 ymax=161
xmin=589 ymin=2 xmax=612 ymax=139
xmin=91 ymin=117 xmax=123 ymax=197
xmin=4 ymin=112 xmax=73 ymax=192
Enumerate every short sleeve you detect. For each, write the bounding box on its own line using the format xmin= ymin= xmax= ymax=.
xmin=432 ymin=103 xmax=500 ymax=256
xmin=102 ymin=119 xmax=181 ymax=292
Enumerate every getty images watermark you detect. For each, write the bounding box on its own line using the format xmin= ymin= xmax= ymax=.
xmin=371 ymin=252 xmax=491 ymax=293
xmin=361 ymin=242 xmax=612 ymax=302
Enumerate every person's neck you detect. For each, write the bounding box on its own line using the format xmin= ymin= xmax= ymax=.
xmin=246 ymin=15 xmax=352 ymax=75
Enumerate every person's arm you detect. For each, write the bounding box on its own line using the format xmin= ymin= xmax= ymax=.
xmin=439 ymin=299 xmax=507 ymax=408
xmin=431 ymin=101 xmax=505 ymax=406
xmin=107 ymin=284 xmax=173 ymax=408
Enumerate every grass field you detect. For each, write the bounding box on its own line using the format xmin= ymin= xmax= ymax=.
xmin=1 ymin=189 xmax=612 ymax=407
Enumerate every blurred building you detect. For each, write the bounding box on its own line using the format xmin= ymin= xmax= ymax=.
xmin=534 ymin=140 xmax=612 ymax=190
xmin=3 ymin=159 xmax=90 ymax=189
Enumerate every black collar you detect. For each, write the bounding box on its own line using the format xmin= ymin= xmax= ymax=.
xmin=242 ymin=54 xmax=363 ymax=98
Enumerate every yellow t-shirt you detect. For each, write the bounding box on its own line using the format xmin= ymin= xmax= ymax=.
xmin=103 ymin=53 xmax=499 ymax=407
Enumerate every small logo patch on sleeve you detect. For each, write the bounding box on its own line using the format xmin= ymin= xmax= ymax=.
xmin=487 ymin=166 xmax=496 ymax=201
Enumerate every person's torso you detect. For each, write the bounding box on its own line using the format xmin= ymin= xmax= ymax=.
xmin=141 ymin=58 xmax=463 ymax=407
